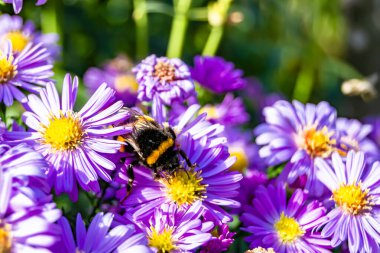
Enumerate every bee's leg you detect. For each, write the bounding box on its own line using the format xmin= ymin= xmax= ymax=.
xmin=179 ymin=149 xmax=196 ymax=168
xmin=121 ymin=160 xmax=138 ymax=203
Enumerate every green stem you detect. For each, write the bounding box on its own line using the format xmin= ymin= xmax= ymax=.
xmin=166 ymin=0 xmax=192 ymax=58
xmin=41 ymin=0 xmax=60 ymax=35
xmin=202 ymin=25 xmax=223 ymax=56
xmin=133 ymin=0 xmax=149 ymax=60
xmin=292 ymin=66 xmax=314 ymax=102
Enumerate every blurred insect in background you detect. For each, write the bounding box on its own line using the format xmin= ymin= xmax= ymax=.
xmin=341 ymin=73 xmax=378 ymax=101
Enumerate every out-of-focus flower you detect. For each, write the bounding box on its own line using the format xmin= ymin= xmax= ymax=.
xmin=0 ymin=118 xmax=5 ymax=141
xmin=199 ymin=93 xmax=249 ymax=127
xmin=316 ymin=151 xmax=380 ymax=253
xmin=0 ymin=14 xmax=59 ymax=59
xmin=139 ymin=201 xmax=213 ymax=252
xmin=116 ymin=105 xmax=242 ymax=224
xmin=241 ymin=183 xmax=330 ymax=252
xmin=133 ymin=54 xmax=195 ymax=106
xmin=0 ymin=144 xmax=61 ymax=252
xmin=5 ymin=74 xmax=129 ymax=200
xmin=191 ymin=55 xmax=246 ymax=93
xmin=255 ymin=100 xmax=337 ymax=193
xmin=84 ymin=55 xmax=138 ymax=107
xmin=0 ymin=41 xmax=53 ymax=106
xmin=245 ymin=247 xmax=276 ymax=253
xmin=200 ymin=224 xmax=235 ymax=253
xmin=57 ymin=212 xmax=151 ymax=253
xmin=364 ymin=116 xmax=380 ymax=148
xmin=336 ymin=118 xmax=379 ymax=161
xmin=3 ymin=0 xmax=47 ymax=14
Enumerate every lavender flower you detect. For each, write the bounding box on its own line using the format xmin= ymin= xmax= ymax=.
xmin=200 ymin=224 xmax=235 ymax=253
xmin=84 ymin=55 xmax=138 ymax=106
xmin=241 ymin=183 xmax=330 ymax=252
xmin=57 ymin=212 xmax=150 ymax=253
xmin=364 ymin=116 xmax=380 ymax=148
xmin=316 ymin=151 xmax=380 ymax=252
xmin=0 ymin=144 xmax=61 ymax=252
xmin=138 ymin=201 xmax=213 ymax=252
xmin=255 ymin=100 xmax=337 ymax=192
xmin=0 ymin=14 xmax=59 ymax=59
xmin=0 ymin=40 xmax=53 ymax=106
xmin=3 ymin=0 xmax=47 ymax=14
xmin=191 ymin=55 xmax=246 ymax=93
xmin=5 ymin=74 xmax=129 ymax=200
xmin=133 ymin=54 xmax=195 ymax=106
xmin=116 ymin=105 xmax=242 ymax=224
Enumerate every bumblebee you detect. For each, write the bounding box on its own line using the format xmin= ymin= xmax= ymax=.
xmin=117 ymin=108 xmax=193 ymax=196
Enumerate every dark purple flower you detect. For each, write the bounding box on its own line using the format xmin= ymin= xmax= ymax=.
xmin=241 ymin=183 xmax=330 ymax=252
xmin=56 ymin=212 xmax=151 ymax=253
xmin=364 ymin=116 xmax=380 ymax=148
xmin=5 ymin=74 xmax=130 ymax=200
xmin=316 ymin=151 xmax=380 ymax=253
xmin=84 ymin=55 xmax=138 ymax=107
xmin=3 ymin=0 xmax=47 ymax=14
xmin=200 ymin=224 xmax=235 ymax=253
xmin=133 ymin=54 xmax=195 ymax=106
xmin=191 ymin=55 xmax=246 ymax=93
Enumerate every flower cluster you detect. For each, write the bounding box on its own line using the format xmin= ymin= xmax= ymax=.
xmin=1 ymin=9 xmax=380 ymax=253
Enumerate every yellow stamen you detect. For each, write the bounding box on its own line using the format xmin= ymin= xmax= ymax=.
xmin=148 ymin=227 xmax=176 ymax=253
xmin=333 ymin=183 xmax=373 ymax=215
xmin=0 ymin=224 xmax=12 ymax=253
xmin=154 ymin=61 xmax=176 ymax=83
xmin=3 ymin=31 xmax=29 ymax=52
xmin=274 ymin=212 xmax=304 ymax=243
xmin=114 ymin=74 xmax=139 ymax=93
xmin=146 ymin=138 xmax=174 ymax=165
xmin=0 ymin=54 xmax=17 ymax=84
xmin=297 ymin=126 xmax=335 ymax=158
xmin=229 ymin=146 xmax=248 ymax=173
xmin=41 ymin=112 xmax=84 ymax=152
xmin=162 ymin=169 xmax=207 ymax=206
xmin=199 ymin=106 xmax=219 ymax=121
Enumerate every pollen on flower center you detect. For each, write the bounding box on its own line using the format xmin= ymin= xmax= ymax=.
xmin=274 ymin=212 xmax=304 ymax=243
xmin=0 ymin=55 xmax=17 ymax=84
xmin=3 ymin=31 xmax=29 ymax=52
xmin=229 ymin=146 xmax=248 ymax=173
xmin=148 ymin=227 xmax=176 ymax=253
xmin=333 ymin=183 xmax=372 ymax=215
xmin=154 ymin=61 xmax=176 ymax=83
xmin=114 ymin=74 xmax=139 ymax=93
xmin=42 ymin=113 xmax=84 ymax=152
xmin=0 ymin=224 xmax=12 ymax=253
xmin=297 ymin=126 xmax=335 ymax=158
xmin=162 ymin=169 xmax=207 ymax=206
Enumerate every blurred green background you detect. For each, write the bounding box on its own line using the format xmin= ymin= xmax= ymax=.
xmin=2 ymin=0 xmax=380 ymax=118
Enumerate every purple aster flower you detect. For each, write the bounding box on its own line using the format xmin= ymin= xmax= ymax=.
xmin=364 ymin=116 xmax=380 ymax=148
xmin=315 ymin=151 xmax=380 ymax=252
xmin=56 ymin=212 xmax=151 ymax=253
xmin=0 ymin=40 xmax=53 ymax=106
xmin=0 ymin=144 xmax=61 ymax=252
xmin=84 ymin=55 xmax=138 ymax=107
xmin=5 ymin=74 xmax=129 ymax=200
xmin=255 ymin=100 xmax=337 ymax=193
xmin=0 ymin=118 xmax=5 ymax=140
xmin=200 ymin=224 xmax=235 ymax=253
xmin=191 ymin=55 xmax=246 ymax=93
xmin=241 ymin=183 xmax=331 ymax=253
xmin=0 ymin=14 xmax=59 ymax=59
xmin=3 ymin=0 xmax=47 ymax=14
xmin=133 ymin=54 xmax=195 ymax=106
xmin=199 ymin=93 xmax=249 ymax=127
xmin=336 ymin=117 xmax=379 ymax=161
xmin=116 ymin=105 xmax=242 ymax=224
xmin=137 ymin=201 xmax=213 ymax=252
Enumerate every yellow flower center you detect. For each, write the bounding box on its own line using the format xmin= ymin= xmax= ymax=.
xmin=41 ymin=113 xmax=84 ymax=152
xmin=229 ymin=146 xmax=248 ymax=173
xmin=114 ymin=74 xmax=139 ymax=93
xmin=199 ymin=106 xmax=219 ymax=120
xmin=297 ymin=126 xmax=335 ymax=158
xmin=274 ymin=212 xmax=304 ymax=243
xmin=0 ymin=225 xmax=12 ymax=253
xmin=333 ymin=183 xmax=372 ymax=215
xmin=0 ymin=54 xmax=17 ymax=84
xmin=148 ymin=227 xmax=176 ymax=253
xmin=154 ymin=61 xmax=176 ymax=83
xmin=3 ymin=31 xmax=29 ymax=52
xmin=162 ymin=169 xmax=207 ymax=206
